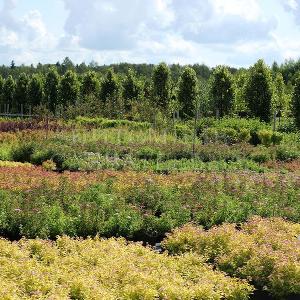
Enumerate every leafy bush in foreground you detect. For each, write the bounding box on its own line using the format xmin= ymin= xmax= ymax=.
xmin=0 ymin=237 xmax=253 ymax=300
xmin=163 ymin=217 xmax=300 ymax=298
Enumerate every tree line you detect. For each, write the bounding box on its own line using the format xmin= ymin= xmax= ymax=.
xmin=0 ymin=58 xmax=300 ymax=128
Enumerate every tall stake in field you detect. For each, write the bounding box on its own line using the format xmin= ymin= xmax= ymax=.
xmin=192 ymin=94 xmax=200 ymax=158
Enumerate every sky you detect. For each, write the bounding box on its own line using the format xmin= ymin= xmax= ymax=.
xmin=0 ymin=0 xmax=300 ymax=67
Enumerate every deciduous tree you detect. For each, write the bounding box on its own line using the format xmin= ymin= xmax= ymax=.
xmin=27 ymin=74 xmax=44 ymax=107
xmin=122 ymin=68 xmax=142 ymax=112
xmin=244 ymin=59 xmax=273 ymax=122
xmin=2 ymin=75 xmax=16 ymax=110
xmin=100 ymin=68 xmax=119 ymax=104
xmin=0 ymin=75 xmax=4 ymax=102
xmin=59 ymin=70 xmax=80 ymax=106
xmin=177 ymin=67 xmax=198 ymax=119
xmin=273 ymin=72 xmax=288 ymax=114
xmin=292 ymin=73 xmax=300 ymax=129
xmin=209 ymin=66 xmax=234 ymax=117
xmin=152 ymin=62 xmax=171 ymax=109
xmin=45 ymin=67 xmax=60 ymax=112
xmin=81 ymin=71 xmax=100 ymax=98
xmin=15 ymin=73 xmax=29 ymax=108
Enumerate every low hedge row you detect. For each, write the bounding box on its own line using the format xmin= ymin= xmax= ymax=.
xmin=0 ymin=174 xmax=299 ymax=241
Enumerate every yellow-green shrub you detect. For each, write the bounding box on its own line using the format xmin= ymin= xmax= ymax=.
xmin=0 ymin=161 xmax=33 ymax=168
xmin=0 ymin=237 xmax=253 ymax=300
xmin=163 ymin=217 xmax=300 ymax=298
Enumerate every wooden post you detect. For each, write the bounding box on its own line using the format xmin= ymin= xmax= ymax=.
xmin=273 ymin=110 xmax=277 ymax=131
xmin=46 ymin=114 xmax=49 ymax=139
xmin=192 ymin=104 xmax=199 ymax=158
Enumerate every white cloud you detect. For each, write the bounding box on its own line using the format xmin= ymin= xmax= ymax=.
xmin=0 ymin=0 xmax=56 ymax=63
xmin=281 ymin=0 xmax=300 ymax=24
xmin=0 ymin=0 xmax=299 ymax=67
xmin=60 ymin=0 xmax=276 ymax=50
xmin=61 ymin=0 xmax=175 ymax=50
xmin=213 ymin=0 xmax=261 ymax=21
xmin=284 ymin=0 xmax=298 ymax=10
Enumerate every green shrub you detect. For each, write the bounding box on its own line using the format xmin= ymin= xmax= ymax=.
xmin=238 ymin=128 xmax=251 ymax=143
xmin=0 ymin=169 xmax=299 ymax=241
xmin=276 ymin=146 xmax=300 ymax=161
xmin=201 ymin=127 xmax=218 ymax=144
xmin=220 ymin=128 xmax=239 ymax=144
xmin=278 ymin=119 xmax=298 ymax=133
xmin=257 ymin=130 xmax=273 ymax=146
xmin=75 ymin=116 xmax=151 ymax=130
xmin=62 ymin=157 xmax=81 ymax=171
xmin=137 ymin=147 xmax=160 ymax=160
xmin=202 ymin=126 xmax=250 ymax=145
xmin=30 ymin=149 xmax=56 ymax=165
xmin=202 ymin=127 xmax=240 ymax=145
xmin=174 ymin=124 xmax=193 ymax=139
xmin=249 ymin=147 xmax=272 ymax=163
xmin=271 ymin=132 xmax=283 ymax=145
xmin=197 ymin=144 xmax=242 ymax=162
xmin=257 ymin=130 xmax=283 ymax=147
xmin=11 ymin=143 xmax=35 ymax=163
xmin=28 ymin=144 xmax=76 ymax=170
xmin=42 ymin=160 xmax=57 ymax=171
xmin=196 ymin=117 xmax=268 ymax=145
xmin=0 ymin=146 xmax=12 ymax=161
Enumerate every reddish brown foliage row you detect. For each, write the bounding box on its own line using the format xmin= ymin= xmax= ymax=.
xmin=263 ymin=159 xmax=300 ymax=173
xmin=0 ymin=120 xmax=67 ymax=133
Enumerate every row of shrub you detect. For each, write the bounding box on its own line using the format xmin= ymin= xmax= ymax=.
xmin=75 ymin=116 xmax=151 ymax=130
xmin=0 ymin=237 xmax=253 ymax=300
xmin=163 ymin=217 xmax=300 ymax=299
xmin=0 ymin=120 xmax=299 ymax=172
xmin=46 ymin=155 xmax=266 ymax=173
xmin=0 ymin=118 xmax=66 ymax=132
xmin=0 ymin=117 xmax=151 ymax=132
xmin=173 ymin=117 xmax=300 ymax=147
xmin=0 ymin=116 xmax=295 ymax=148
xmin=0 ymin=173 xmax=299 ymax=241
xmin=193 ymin=117 xmax=297 ymax=135
xmin=176 ymin=121 xmax=286 ymax=146
xmin=8 ymin=141 xmax=300 ymax=172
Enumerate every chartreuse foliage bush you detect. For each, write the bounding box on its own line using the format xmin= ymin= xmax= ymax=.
xmin=75 ymin=116 xmax=151 ymax=130
xmin=257 ymin=130 xmax=283 ymax=147
xmin=0 ymin=237 xmax=253 ymax=300
xmin=0 ymin=161 xmax=33 ymax=168
xmin=162 ymin=217 xmax=300 ymax=299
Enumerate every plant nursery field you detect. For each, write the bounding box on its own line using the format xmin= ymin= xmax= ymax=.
xmin=0 ymin=117 xmax=299 ymax=300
